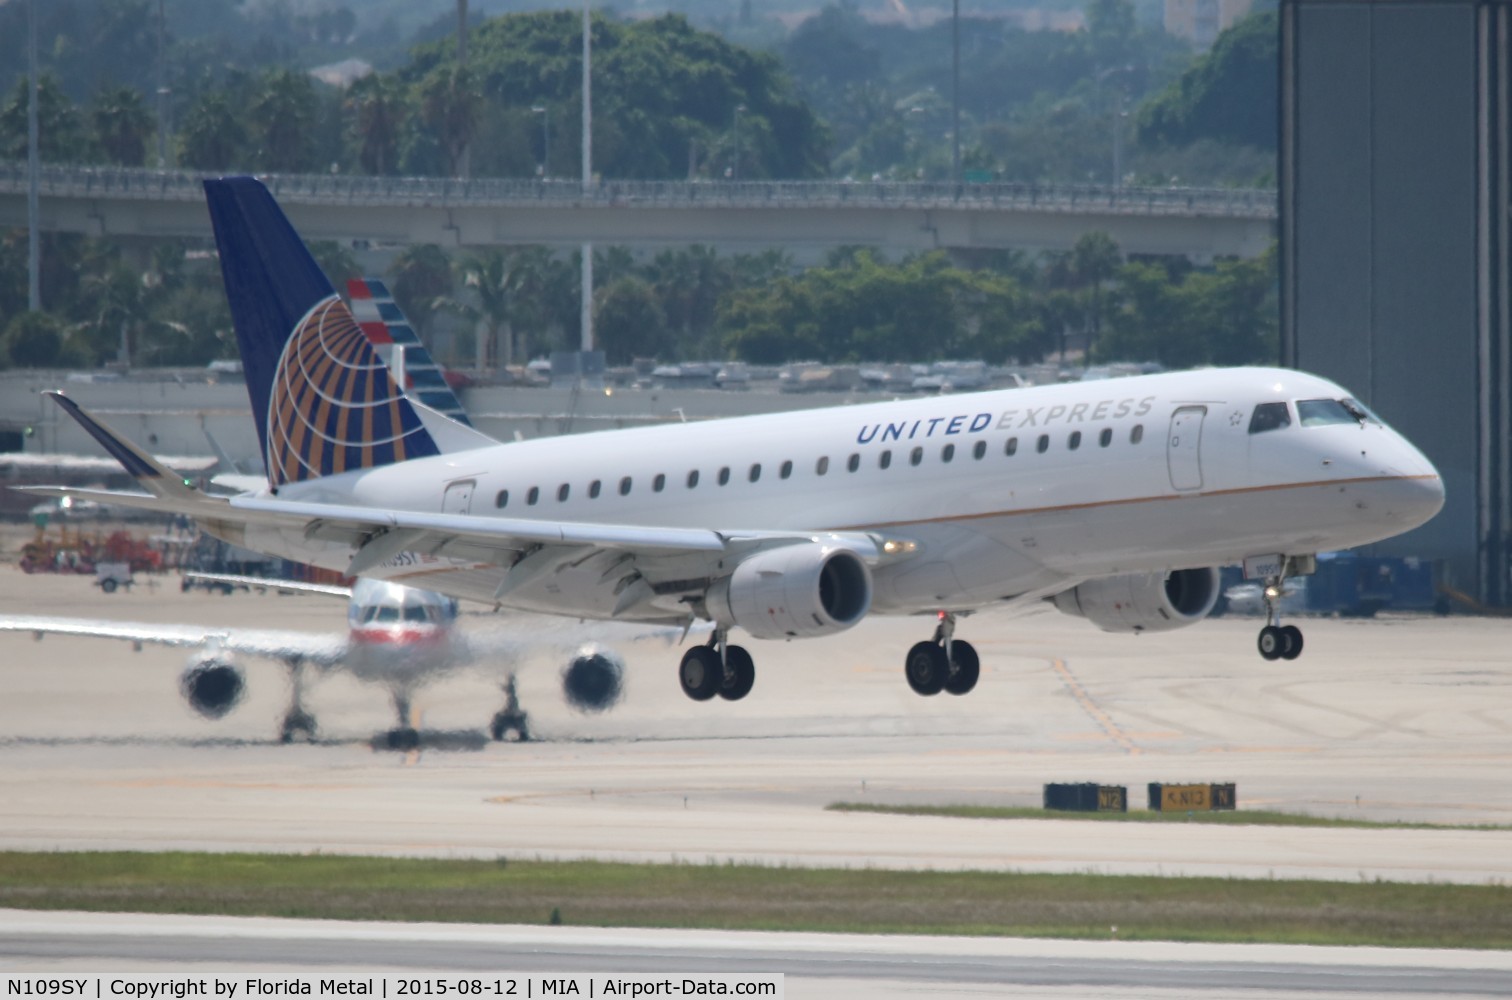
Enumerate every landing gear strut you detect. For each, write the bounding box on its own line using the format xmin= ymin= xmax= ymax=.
xmin=904 ymin=612 xmax=980 ymax=696
xmin=1257 ymin=576 xmax=1304 ymax=661
xmin=679 ymin=628 xmax=755 ymax=702
xmin=490 ymin=673 xmax=531 ymax=741
xmin=278 ymin=657 xmax=317 ymax=743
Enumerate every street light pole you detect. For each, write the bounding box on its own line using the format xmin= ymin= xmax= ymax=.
xmin=532 ymin=106 xmax=549 ymax=178
xmin=732 ymin=104 xmax=745 ymax=180
xmin=27 ymin=0 xmax=40 ymax=312
xmin=580 ymin=0 xmax=593 ymax=354
xmin=951 ymin=0 xmax=960 ymax=186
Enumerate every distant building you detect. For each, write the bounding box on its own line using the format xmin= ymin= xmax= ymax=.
xmin=1165 ymin=0 xmax=1254 ymax=47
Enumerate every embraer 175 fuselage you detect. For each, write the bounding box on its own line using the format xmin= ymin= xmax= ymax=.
xmin=30 ymin=177 xmax=1444 ymax=706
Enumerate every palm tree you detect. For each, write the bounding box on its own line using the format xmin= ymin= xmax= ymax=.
xmin=345 ymin=75 xmax=407 ymax=176
xmin=178 ymin=91 xmax=248 ymax=171
xmin=251 ymin=69 xmax=320 ymax=173
xmin=418 ymin=65 xmax=481 ymax=178
xmin=91 ymin=85 xmax=155 ymax=166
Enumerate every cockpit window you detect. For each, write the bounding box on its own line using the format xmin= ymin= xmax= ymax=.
xmin=403 ymin=605 xmax=430 ymax=623
xmin=1297 ymin=398 xmax=1361 ymax=427
xmin=375 ymin=606 xmax=400 ymax=623
xmin=1249 ymin=402 xmax=1291 ymax=434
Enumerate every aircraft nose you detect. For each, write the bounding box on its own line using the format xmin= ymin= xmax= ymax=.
xmin=1384 ymin=441 xmax=1445 ymax=528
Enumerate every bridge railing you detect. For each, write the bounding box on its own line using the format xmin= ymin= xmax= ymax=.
xmin=0 ymin=162 xmax=1278 ymax=219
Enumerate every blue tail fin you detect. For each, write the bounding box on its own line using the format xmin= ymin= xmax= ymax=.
xmin=204 ymin=176 xmax=439 ymax=491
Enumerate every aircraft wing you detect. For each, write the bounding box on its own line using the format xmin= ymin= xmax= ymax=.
xmin=0 ymin=616 xmax=349 ymax=668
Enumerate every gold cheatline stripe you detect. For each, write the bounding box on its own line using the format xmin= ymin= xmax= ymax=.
xmin=836 ymin=474 xmax=1440 ymax=533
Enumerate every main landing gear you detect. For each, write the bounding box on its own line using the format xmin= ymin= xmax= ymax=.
xmin=1257 ymin=576 xmax=1304 ymax=661
xmin=278 ymin=657 xmax=317 ymax=743
xmin=904 ymin=612 xmax=980 ymax=696
xmin=679 ymin=628 xmax=756 ymax=702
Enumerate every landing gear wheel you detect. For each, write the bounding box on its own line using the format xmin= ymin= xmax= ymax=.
xmin=279 ymin=709 xmax=317 ymax=744
xmin=943 ymin=639 xmax=980 ymax=696
xmin=490 ymin=711 xmax=530 ymax=742
xmin=718 ymin=645 xmax=756 ymax=701
xmin=1257 ymin=625 xmax=1285 ymax=661
xmin=385 ymin=727 xmax=420 ymax=751
xmin=679 ymin=645 xmax=722 ymax=701
xmin=1279 ymin=624 xmax=1304 ymax=660
xmin=905 ymin=640 xmax=949 ymax=696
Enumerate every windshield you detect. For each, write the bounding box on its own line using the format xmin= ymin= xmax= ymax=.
xmin=1249 ymin=402 xmax=1292 ymax=434
xmin=1297 ymin=398 xmax=1361 ymax=427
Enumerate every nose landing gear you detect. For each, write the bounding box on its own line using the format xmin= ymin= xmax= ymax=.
xmin=1257 ymin=577 xmax=1304 ymax=661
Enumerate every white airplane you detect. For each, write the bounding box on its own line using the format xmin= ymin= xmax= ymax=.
xmin=20 ymin=176 xmax=1445 ymax=706
xmin=0 ymin=573 xmax=626 ymax=746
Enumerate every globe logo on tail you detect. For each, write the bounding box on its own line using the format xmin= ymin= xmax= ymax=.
xmin=266 ymin=295 xmax=438 ymax=489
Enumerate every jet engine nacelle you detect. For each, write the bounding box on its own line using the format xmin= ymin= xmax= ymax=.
xmin=179 ymin=657 xmax=245 ymax=719
xmin=1051 ymin=567 xmax=1221 ymax=634
xmin=562 ymin=647 xmax=624 ymax=713
xmin=705 ymin=544 xmax=872 ymax=640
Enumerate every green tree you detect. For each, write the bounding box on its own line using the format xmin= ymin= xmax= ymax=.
xmin=178 ymin=90 xmax=249 ymax=171
xmin=250 ymin=68 xmax=321 ymax=173
xmin=387 ymin=244 xmax=453 ymax=341
xmin=0 ymin=75 xmax=94 ymax=161
xmin=596 ymin=276 xmax=670 ymax=365
xmin=345 ymin=74 xmax=408 ymax=177
xmin=91 ymin=84 xmax=155 ymax=166
xmin=1136 ymin=12 xmax=1278 ymax=152
xmin=308 ymin=241 xmax=360 ymax=287
xmin=3 ymin=311 xmax=66 ymax=368
xmin=417 ymin=65 xmax=481 ymax=178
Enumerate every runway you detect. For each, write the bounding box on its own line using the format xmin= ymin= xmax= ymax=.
xmin=5 ymin=910 xmax=1512 ymax=998
xmin=2 ymin=563 xmax=1510 ymax=994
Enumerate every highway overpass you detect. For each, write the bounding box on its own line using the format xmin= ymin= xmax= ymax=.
xmin=0 ymin=163 xmax=1277 ymax=259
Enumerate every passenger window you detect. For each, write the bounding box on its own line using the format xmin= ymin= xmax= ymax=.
xmin=847 ymin=454 xmax=860 ymax=472
xmin=557 ymin=483 xmax=570 ymax=502
xmin=1005 ymin=437 xmax=1018 ymax=457
xmin=1249 ymin=402 xmax=1292 ymax=434
xmin=910 ymin=446 xmax=923 ymax=466
xmin=780 ymin=460 xmax=793 ymax=479
xmin=588 ymin=480 xmax=602 ymax=499
xmin=941 ymin=443 xmax=955 ymax=463
xmin=718 ymin=467 xmax=731 ymax=486
xmin=973 ymin=440 xmax=986 ymax=460
xmin=1131 ymin=424 xmax=1144 ymax=444
xmin=1099 ymin=428 xmax=1112 ymax=447
xmin=619 ymin=476 xmax=632 ymax=496
xmin=1068 ymin=431 xmax=1081 ymax=451
xmin=749 ymin=463 xmax=762 ymax=482
xmin=495 ymin=489 xmax=509 ymax=508
xmin=687 ymin=470 xmax=700 ymax=489
xmin=527 ymin=486 xmax=540 ymax=505
xmin=1297 ymin=398 xmax=1358 ymax=427
xmin=879 ymin=450 xmax=892 ymax=470
xmin=653 ymin=473 xmax=666 ymax=492
xmin=1036 ymin=435 xmax=1049 ymax=453
xmin=816 ymin=456 xmax=830 ymax=476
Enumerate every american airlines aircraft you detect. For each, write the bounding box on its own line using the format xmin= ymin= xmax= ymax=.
xmin=22 ymin=176 xmax=1445 ymax=706
xmin=0 ymin=574 xmax=626 ymax=746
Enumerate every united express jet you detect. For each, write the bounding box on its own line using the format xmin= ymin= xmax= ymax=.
xmin=20 ymin=177 xmax=1445 ymax=706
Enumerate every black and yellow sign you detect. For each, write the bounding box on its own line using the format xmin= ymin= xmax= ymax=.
xmin=1148 ymin=782 xmax=1238 ymax=811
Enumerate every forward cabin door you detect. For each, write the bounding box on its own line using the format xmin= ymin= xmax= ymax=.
xmin=1166 ymin=406 xmax=1206 ymax=491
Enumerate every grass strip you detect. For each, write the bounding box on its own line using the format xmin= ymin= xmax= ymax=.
xmin=1 ymin=851 xmax=1509 ymax=950
xmin=826 ymin=803 xmax=1512 ymax=830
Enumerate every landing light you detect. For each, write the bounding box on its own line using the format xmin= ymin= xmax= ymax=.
xmin=1264 ymin=585 xmax=1281 ymax=599
xmin=882 ymin=539 xmax=918 ymax=556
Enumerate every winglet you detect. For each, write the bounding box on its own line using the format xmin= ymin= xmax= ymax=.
xmin=45 ymin=391 xmax=201 ymax=501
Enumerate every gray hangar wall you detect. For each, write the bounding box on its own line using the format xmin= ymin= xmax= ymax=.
xmin=1280 ymin=0 xmax=1511 ymax=605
